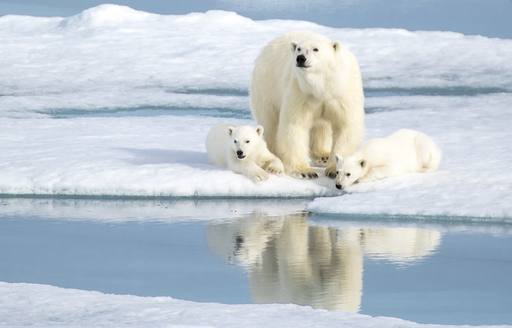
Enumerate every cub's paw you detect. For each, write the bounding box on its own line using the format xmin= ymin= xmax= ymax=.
xmin=325 ymin=164 xmax=337 ymax=179
xmin=266 ymin=165 xmax=284 ymax=175
xmin=249 ymin=170 xmax=269 ymax=183
xmin=265 ymin=160 xmax=285 ymax=175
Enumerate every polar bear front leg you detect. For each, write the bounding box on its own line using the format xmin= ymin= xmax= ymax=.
xmin=326 ymin=122 xmax=364 ymax=178
xmin=259 ymin=148 xmax=285 ymax=175
xmin=276 ymin=99 xmax=318 ymax=179
xmin=231 ymin=161 xmax=269 ymax=183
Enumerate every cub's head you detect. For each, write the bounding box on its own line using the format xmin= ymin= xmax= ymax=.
xmin=291 ymin=35 xmax=341 ymax=74
xmin=334 ymin=155 xmax=367 ymax=190
xmin=227 ymin=125 xmax=264 ymax=160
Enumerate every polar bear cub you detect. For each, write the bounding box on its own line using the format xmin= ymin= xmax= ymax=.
xmin=335 ymin=129 xmax=441 ymax=190
xmin=206 ymin=124 xmax=285 ymax=182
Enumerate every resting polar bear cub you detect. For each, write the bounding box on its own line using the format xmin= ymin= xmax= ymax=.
xmin=335 ymin=129 xmax=441 ymax=190
xmin=251 ymin=31 xmax=364 ymax=179
xmin=206 ymin=124 xmax=284 ymax=182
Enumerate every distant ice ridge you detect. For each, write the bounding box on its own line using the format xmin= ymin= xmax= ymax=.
xmin=1 ymin=282 xmax=508 ymax=328
xmin=1 ymin=4 xmax=512 ymax=115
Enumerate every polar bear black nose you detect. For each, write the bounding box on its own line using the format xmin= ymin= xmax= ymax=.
xmin=336 ymin=183 xmax=343 ymax=190
xmin=296 ymin=54 xmax=306 ymax=66
xmin=236 ymin=150 xmax=244 ymax=156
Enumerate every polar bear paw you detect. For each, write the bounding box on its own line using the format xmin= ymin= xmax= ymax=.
xmin=311 ymin=149 xmax=330 ymax=167
xmin=266 ymin=164 xmax=284 ymax=175
xmin=265 ymin=159 xmax=285 ymax=175
xmin=325 ymin=163 xmax=337 ymax=179
xmin=312 ymin=155 xmax=330 ymax=167
xmin=289 ymin=166 xmax=319 ymax=179
xmin=249 ymin=170 xmax=269 ymax=183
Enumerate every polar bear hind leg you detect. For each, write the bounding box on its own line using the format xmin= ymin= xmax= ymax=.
xmin=415 ymin=133 xmax=442 ymax=172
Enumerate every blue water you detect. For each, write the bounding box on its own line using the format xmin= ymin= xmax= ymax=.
xmin=0 ymin=216 xmax=249 ymax=303
xmin=37 ymin=85 xmax=511 ymax=119
xmin=1 ymin=201 xmax=511 ymax=325
xmin=1 ymin=0 xmax=511 ymax=39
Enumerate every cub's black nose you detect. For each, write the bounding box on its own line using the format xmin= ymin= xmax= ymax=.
xmin=236 ymin=150 xmax=244 ymax=156
xmin=335 ymin=184 xmax=343 ymax=190
xmin=296 ymin=54 xmax=306 ymax=66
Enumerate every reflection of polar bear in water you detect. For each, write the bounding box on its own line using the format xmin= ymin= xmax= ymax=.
xmin=206 ymin=214 xmax=284 ymax=267
xmin=362 ymin=228 xmax=441 ymax=262
xmin=207 ymin=214 xmax=440 ymax=312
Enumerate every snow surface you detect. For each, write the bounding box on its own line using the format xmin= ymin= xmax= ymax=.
xmin=1 ymin=4 xmax=512 ymax=217
xmin=0 ymin=282 xmax=508 ymax=328
xmin=1 ymin=4 xmax=512 ymax=116
xmin=309 ymin=94 xmax=512 ymax=219
xmin=0 ymin=115 xmax=336 ymax=197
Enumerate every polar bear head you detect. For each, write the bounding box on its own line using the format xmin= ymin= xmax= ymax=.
xmin=227 ymin=125 xmax=264 ymax=160
xmin=206 ymin=215 xmax=282 ymax=268
xmin=334 ymin=155 xmax=367 ymax=190
xmin=291 ymin=32 xmax=341 ymax=75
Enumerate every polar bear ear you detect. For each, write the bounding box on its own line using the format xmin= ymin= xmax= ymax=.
xmin=291 ymin=42 xmax=297 ymax=52
xmin=227 ymin=126 xmax=235 ymax=136
xmin=256 ymin=125 xmax=264 ymax=136
xmin=359 ymin=159 xmax=366 ymax=168
xmin=333 ymin=41 xmax=341 ymax=52
xmin=335 ymin=155 xmax=343 ymax=165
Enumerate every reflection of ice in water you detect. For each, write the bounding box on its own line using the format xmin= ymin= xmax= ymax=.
xmin=363 ymin=228 xmax=441 ymax=264
xmin=207 ymin=213 xmax=441 ymax=312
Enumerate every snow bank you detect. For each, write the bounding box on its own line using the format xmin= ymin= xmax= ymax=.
xmin=0 ymin=114 xmax=337 ymax=197
xmin=0 ymin=282 xmax=506 ymax=328
xmin=310 ymin=216 xmax=512 ymax=237
xmin=0 ymin=198 xmax=309 ymax=222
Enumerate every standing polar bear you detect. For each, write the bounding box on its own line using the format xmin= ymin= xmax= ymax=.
xmin=251 ymin=31 xmax=364 ymax=179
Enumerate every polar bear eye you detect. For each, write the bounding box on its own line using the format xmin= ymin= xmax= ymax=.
xmin=345 ymin=173 xmax=351 ymax=177
xmin=245 ymin=140 xmax=250 ymax=143
xmin=234 ymin=140 xmax=238 ymax=144
xmin=313 ymin=48 xmax=319 ymax=52
xmin=297 ymin=47 xmax=301 ymax=52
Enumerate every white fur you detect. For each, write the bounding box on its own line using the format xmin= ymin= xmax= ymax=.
xmin=206 ymin=124 xmax=284 ymax=182
xmin=335 ymin=129 xmax=442 ymax=189
xmin=250 ymin=31 xmax=365 ymax=179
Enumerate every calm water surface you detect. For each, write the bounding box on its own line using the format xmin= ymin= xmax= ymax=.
xmin=1 ymin=199 xmax=511 ymax=325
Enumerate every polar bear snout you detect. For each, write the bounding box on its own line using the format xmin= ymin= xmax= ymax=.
xmin=236 ymin=150 xmax=246 ymax=159
xmin=296 ymin=54 xmax=308 ymax=67
xmin=335 ymin=183 xmax=343 ymax=190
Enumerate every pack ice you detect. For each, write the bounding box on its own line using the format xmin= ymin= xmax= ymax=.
xmin=1 ymin=4 xmax=511 ymax=218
